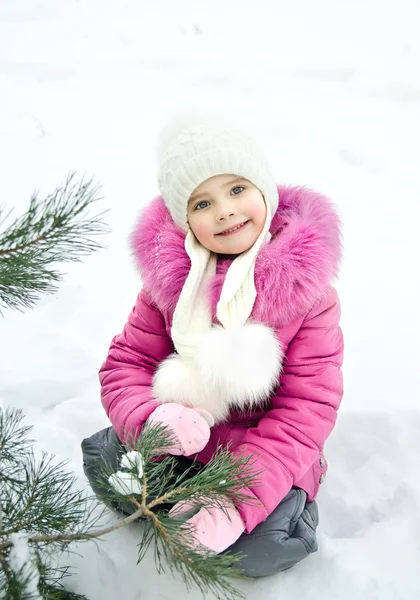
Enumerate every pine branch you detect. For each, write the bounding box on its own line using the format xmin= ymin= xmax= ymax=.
xmin=1 ymin=410 xmax=259 ymax=599
xmin=0 ymin=507 xmax=147 ymax=553
xmin=137 ymin=422 xmax=263 ymax=509
xmin=37 ymin=562 xmax=88 ymax=599
xmin=0 ymin=408 xmax=33 ymax=465
xmin=1 ymin=452 xmax=92 ymax=545
xmin=0 ymin=172 xmax=109 ymax=313
xmin=93 ymin=424 xmax=259 ymax=598
xmin=38 ymin=583 xmax=87 ymax=600
xmin=144 ymin=509 xmax=247 ymax=600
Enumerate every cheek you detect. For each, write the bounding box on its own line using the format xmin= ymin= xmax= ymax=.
xmin=247 ymin=198 xmax=266 ymax=227
xmin=188 ymin=215 xmax=212 ymax=240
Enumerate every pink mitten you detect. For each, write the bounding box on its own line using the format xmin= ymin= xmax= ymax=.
xmin=147 ymin=403 xmax=214 ymax=456
xmin=169 ymin=499 xmax=245 ymax=554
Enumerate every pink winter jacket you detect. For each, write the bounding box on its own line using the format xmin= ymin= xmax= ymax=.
xmin=100 ymin=185 xmax=344 ymax=534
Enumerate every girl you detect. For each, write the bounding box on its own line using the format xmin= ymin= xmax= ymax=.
xmin=82 ymin=118 xmax=344 ymax=577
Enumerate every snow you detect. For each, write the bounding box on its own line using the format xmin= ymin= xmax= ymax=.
xmin=120 ymin=450 xmax=144 ymax=477
xmin=9 ymin=532 xmax=41 ymax=599
xmin=0 ymin=0 xmax=419 ymax=598
xmin=108 ymin=471 xmax=143 ymax=497
xmin=109 ymin=450 xmax=144 ymax=496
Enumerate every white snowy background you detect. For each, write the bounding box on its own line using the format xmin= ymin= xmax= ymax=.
xmin=1 ymin=0 xmax=419 ymax=598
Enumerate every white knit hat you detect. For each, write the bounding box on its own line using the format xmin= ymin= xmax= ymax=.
xmin=157 ymin=123 xmax=279 ymax=233
xmin=152 ymin=117 xmax=283 ymax=422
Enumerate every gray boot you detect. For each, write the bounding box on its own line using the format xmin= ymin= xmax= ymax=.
xmin=225 ymin=488 xmax=319 ymax=577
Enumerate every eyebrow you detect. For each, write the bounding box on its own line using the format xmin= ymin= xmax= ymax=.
xmin=188 ymin=177 xmax=247 ymax=205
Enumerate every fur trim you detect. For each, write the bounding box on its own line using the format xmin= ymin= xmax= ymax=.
xmin=152 ymin=323 xmax=283 ymax=423
xmin=131 ymin=185 xmax=342 ymax=327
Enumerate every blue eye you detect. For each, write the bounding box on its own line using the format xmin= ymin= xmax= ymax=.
xmin=195 ymin=201 xmax=210 ymax=211
xmin=231 ymin=186 xmax=245 ymax=195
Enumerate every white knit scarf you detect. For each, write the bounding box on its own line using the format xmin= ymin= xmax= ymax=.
xmin=171 ymin=204 xmax=272 ymax=361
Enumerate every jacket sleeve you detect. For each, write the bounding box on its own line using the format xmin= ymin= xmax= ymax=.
xmin=99 ymin=290 xmax=174 ymax=443
xmin=233 ymin=286 xmax=344 ymax=533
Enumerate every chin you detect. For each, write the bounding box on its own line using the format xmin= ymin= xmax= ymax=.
xmin=217 ymin=240 xmax=256 ymax=254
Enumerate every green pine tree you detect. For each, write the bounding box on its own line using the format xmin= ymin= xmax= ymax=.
xmin=0 ymin=172 xmax=109 ymax=313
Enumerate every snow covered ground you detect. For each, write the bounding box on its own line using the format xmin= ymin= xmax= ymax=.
xmin=1 ymin=0 xmax=419 ymax=598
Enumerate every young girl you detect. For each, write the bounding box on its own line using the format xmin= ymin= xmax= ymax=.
xmin=82 ymin=118 xmax=344 ymax=577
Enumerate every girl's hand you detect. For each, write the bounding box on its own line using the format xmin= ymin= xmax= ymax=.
xmin=147 ymin=402 xmax=214 ymax=456
xmin=169 ymin=498 xmax=245 ymax=554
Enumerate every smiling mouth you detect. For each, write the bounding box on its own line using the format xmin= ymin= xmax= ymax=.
xmin=216 ymin=220 xmax=250 ymax=236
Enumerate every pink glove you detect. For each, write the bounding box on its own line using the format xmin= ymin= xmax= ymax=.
xmin=169 ymin=499 xmax=245 ymax=554
xmin=147 ymin=403 xmax=214 ymax=456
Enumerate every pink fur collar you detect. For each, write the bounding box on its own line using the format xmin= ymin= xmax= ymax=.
xmin=130 ymin=185 xmax=342 ymax=326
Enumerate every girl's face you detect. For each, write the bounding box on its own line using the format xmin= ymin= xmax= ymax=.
xmin=187 ymin=174 xmax=267 ymax=255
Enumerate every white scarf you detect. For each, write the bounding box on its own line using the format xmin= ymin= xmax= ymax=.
xmin=152 ymin=202 xmax=283 ymax=423
xmin=171 ymin=204 xmax=273 ymax=361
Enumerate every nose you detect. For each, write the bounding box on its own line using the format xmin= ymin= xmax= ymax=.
xmin=216 ymin=203 xmax=237 ymax=221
